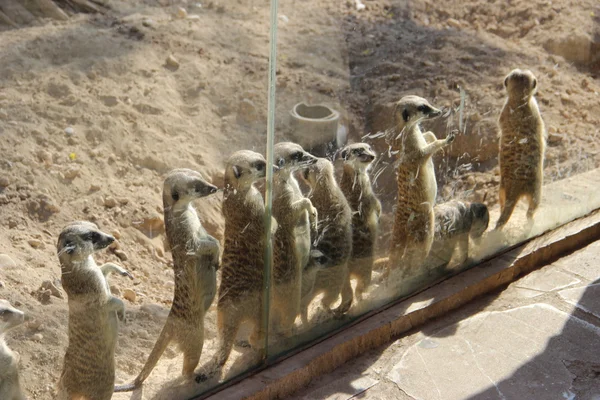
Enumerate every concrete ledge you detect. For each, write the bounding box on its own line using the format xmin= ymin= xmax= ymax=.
xmin=204 ymin=209 xmax=600 ymax=400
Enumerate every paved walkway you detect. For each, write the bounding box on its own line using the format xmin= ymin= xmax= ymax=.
xmin=290 ymin=240 xmax=600 ymax=400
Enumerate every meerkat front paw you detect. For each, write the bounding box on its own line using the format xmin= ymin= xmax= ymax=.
xmin=446 ymin=130 xmax=458 ymax=144
xmin=309 ymin=205 xmax=318 ymax=226
xmin=121 ymin=269 xmax=134 ymax=280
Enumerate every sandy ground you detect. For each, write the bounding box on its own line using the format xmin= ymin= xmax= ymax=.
xmin=0 ymin=0 xmax=598 ymax=398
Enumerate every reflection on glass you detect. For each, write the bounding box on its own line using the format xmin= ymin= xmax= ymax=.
xmin=1 ymin=0 xmax=598 ymax=399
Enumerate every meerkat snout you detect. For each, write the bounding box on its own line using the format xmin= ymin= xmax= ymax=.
xmin=504 ymin=69 xmax=537 ymax=99
xmin=274 ymin=142 xmax=318 ymax=171
xmin=0 ymin=300 xmax=25 ymax=333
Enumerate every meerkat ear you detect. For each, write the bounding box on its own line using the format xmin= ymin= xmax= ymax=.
xmin=504 ymin=76 xmax=509 ymax=88
xmin=402 ymin=108 xmax=409 ymax=122
xmin=232 ymin=165 xmax=242 ymax=179
xmin=340 ymin=149 xmax=348 ymax=160
xmin=277 ymin=157 xmax=285 ymax=167
xmin=532 ymin=78 xmax=537 ymax=89
xmin=303 ymin=168 xmax=309 ymax=180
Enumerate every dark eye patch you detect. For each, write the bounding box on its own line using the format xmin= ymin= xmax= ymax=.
xmin=292 ymin=151 xmax=302 ymax=161
xmin=254 ymin=161 xmax=265 ymax=171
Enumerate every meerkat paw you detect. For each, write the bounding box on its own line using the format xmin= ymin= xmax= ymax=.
xmin=121 ymin=269 xmax=134 ymax=280
xmin=446 ymin=129 xmax=458 ymax=144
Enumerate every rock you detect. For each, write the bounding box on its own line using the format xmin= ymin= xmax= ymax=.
xmin=63 ymin=166 xmax=80 ymax=180
xmin=0 ymin=281 xmax=4 ymax=288
xmin=548 ymin=132 xmax=564 ymax=146
xmin=32 ymin=333 xmax=43 ymax=341
xmin=117 ymin=197 xmax=129 ymax=205
xmin=110 ymin=285 xmax=121 ymax=296
xmin=104 ymin=197 xmax=117 ymax=208
xmin=111 ymin=229 xmax=122 ymax=240
xmin=40 ymin=280 xmax=63 ymax=299
xmin=90 ymin=183 xmax=101 ymax=192
xmin=0 ymin=176 xmax=9 ymax=188
xmin=114 ymin=249 xmax=128 ymax=262
xmin=37 ymin=150 xmax=53 ymax=166
xmin=64 ymin=127 xmax=75 ymax=136
xmin=28 ymin=239 xmax=44 ymax=249
xmin=236 ymin=98 xmax=258 ymax=125
xmin=176 ymin=7 xmax=188 ymax=18
xmin=446 ymin=18 xmax=462 ymax=29
xmin=123 ymin=288 xmax=136 ymax=302
xmin=37 ymin=289 xmax=52 ymax=305
xmin=165 ymin=54 xmax=180 ymax=70
xmin=0 ymin=254 xmax=16 ymax=268
xmin=132 ymin=215 xmax=165 ymax=238
xmin=142 ymin=19 xmax=154 ymax=27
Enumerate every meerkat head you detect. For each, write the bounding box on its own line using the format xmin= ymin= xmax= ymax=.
xmin=274 ymin=142 xmax=317 ymax=175
xmin=163 ymin=168 xmax=218 ymax=212
xmin=389 ymin=95 xmax=442 ymax=149
xmin=300 ymin=157 xmax=334 ymax=187
xmin=504 ymin=69 xmax=537 ymax=101
xmin=0 ymin=299 xmax=25 ymax=335
xmin=225 ymin=150 xmax=268 ymax=190
xmin=57 ymin=221 xmax=115 ymax=264
xmin=340 ymin=143 xmax=376 ymax=172
xmin=469 ymin=202 xmax=489 ymax=240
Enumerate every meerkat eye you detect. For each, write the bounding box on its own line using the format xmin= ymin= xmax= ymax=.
xmin=402 ymin=109 xmax=410 ymax=122
xmin=532 ymin=79 xmax=537 ymax=89
xmin=292 ymin=151 xmax=303 ymax=160
xmin=0 ymin=310 xmax=6 ymax=317
xmin=255 ymin=162 xmax=265 ymax=171
xmin=340 ymin=150 xmax=348 ymax=160
xmin=172 ymin=189 xmax=180 ymax=202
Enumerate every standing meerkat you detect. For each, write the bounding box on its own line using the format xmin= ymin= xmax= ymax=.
xmin=496 ymin=69 xmax=546 ymax=229
xmin=299 ymin=157 xmax=353 ymax=323
xmin=0 ymin=299 xmax=26 ymax=400
xmin=56 ymin=221 xmax=133 ymax=400
xmin=339 ymin=143 xmax=381 ymax=302
xmin=271 ymin=142 xmax=318 ymax=335
xmin=114 ymin=169 xmax=219 ymax=392
xmin=386 ymin=95 xmax=456 ymax=278
xmin=198 ymin=150 xmax=273 ymax=381
xmin=424 ymin=200 xmax=489 ymax=271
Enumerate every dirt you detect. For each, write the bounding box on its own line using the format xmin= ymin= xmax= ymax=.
xmin=0 ymin=0 xmax=598 ymax=399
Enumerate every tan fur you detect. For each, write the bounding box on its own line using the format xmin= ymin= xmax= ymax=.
xmin=271 ymin=142 xmax=318 ymax=334
xmin=424 ymin=201 xmax=489 ymax=270
xmin=386 ymin=96 xmax=455 ymax=278
xmin=0 ymin=300 xmax=26 ymax=400
xmin=496 ymin=69 xmax=546 ymax=229
xmin=56 ymin=221 xmax=132 ymax=400
xmin=198 ymin=150 xmax=272 ymax=381
xmin=299 ymin=157 xmax=353 ymax=323
xmin=114 ymin=169 xmax=219 ymax=392
xmin=339 ymin=143 xmax=381 ymax=301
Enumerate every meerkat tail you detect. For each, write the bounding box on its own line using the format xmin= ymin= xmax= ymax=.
xmin=113 ymin=320 xmax=174 ymax=392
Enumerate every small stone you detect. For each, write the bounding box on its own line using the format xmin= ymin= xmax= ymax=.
xmin=114 ymin=249 xmax=128 ymax=262
xmin=142 ymin=19 xmax=154 ymax=27
xmin=28 ymin=239 xmax=44 ymax=249
xmin=138 ymin=329 xmax=150 ymax=340
xmin=117 ymin=197 xmax=129 ymax=205
xmin=548 ymin=132 xmax=564 ymax=145
xmin=0 ymin=176 xmax=9 ymax=187
xmin=560 ymin=93 xmax=571 ymax=103
xmin=64 ymin=127 xmax=75 ymax=136
xmin=110 ymin=285 xmax=121 ymax=296
xmin=37 ymin=289 xmax=52 ymax=305
xmin=165 ymin=54 xmax=180 ymax=70
xmin=90 ymin=183 xmax=101 ymax=192
xmin=37 ymin=150 xmax=53 ymax=166
xmin=32 ymin=333 xmax=43 ymax=341
xmin=447 ymin=18 xmax=462 ymax=29
xmin=104 ymin=197 xmax=117 ymax=208
xmin=111 ymin=229 xmax=122 ymax=240
xmin=123 ymin=289 xmax=136 ymax=302
xmin=63 ymin=166 xmax=80 ymax=180
xmin=41 ymin=280 xmax=63 ymax=299
xmin=176 ymin=7 xmax=188 ymax=18
xmin=0 ymin=281 xmax=4 ymax=288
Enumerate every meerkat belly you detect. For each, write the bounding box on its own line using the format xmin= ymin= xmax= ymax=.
xmin=396 ymin=161 xmax=436 ymax=215
xmin=500 ymin=135 xmax=543 ymax=181
xmin=219 ymin=231 xmax=265 ymax=302
xmin=294 ymin=213 xmax=311 ymax=270
xmin=352 ymin=213 xmax=376 ymax=258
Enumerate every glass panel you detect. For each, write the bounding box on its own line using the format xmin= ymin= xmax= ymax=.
xmin=267 ymin=0 xmax=600 ymax=360
xmin=0 ymin=1 xmax=272 ymax=399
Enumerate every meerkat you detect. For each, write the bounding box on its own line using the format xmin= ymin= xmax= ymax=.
xmin=114 ymin=169 xmax=219 ymax=392
xmin=56 ymin=221 xmax=133 ymax=400
xmin=386 ymin=95 xmax=456 ymax=279
xmin=299 ymin=157 xmax=353 ymax=323
xmin=198 ymin=150 xmax=274 ymax=382
xmin=0 ymin=299 xmax=26 ymax=400
xmin=271 ymin=142 xmax=318 ymax=335
xmin=496 ymin=69 xmax=546 ymax=229
xmin=424 ymin=200 xmax=489 ymax=271
xmin=339 ymin=143 xmax=381 ymax=301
